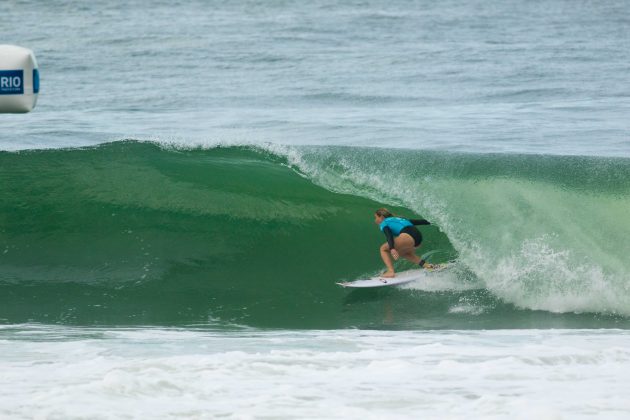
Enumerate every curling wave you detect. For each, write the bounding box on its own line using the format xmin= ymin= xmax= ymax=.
xmin=1 ymin=140 xmax=629 ymax=328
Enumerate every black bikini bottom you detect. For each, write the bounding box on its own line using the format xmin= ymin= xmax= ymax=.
xmin=400 ymin=226 xmax=422 ymax=247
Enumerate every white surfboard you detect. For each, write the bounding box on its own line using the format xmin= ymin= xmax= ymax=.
xmin=336 ymin=265 xmax=448 ymax=288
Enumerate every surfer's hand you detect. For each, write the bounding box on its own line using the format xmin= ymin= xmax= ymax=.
xmin=390 ymin=249 xmax=399 ymax=260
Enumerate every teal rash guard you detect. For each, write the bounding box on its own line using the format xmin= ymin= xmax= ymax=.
xmin=379 ymin=217 xmax=431 ymax=250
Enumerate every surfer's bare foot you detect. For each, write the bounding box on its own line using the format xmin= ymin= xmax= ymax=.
xmin=422 ymin=262 xmax=435 ymax=269
xmin=381 ymin=271 xmax=395 ymax=278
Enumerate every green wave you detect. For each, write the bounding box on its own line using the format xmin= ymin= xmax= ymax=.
xmin=1 ymin=141 xmax=629 ymax=328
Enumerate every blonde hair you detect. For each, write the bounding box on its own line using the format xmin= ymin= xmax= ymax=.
xmin=375 ymin=208 xmax=393 ymax=218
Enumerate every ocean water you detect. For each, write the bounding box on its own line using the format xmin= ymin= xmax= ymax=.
xmin=2 ymin=0 xmax=630 ymax=418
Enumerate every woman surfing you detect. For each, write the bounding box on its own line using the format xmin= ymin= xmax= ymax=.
xmin=374 ymin=208 xmax=434 ymax=278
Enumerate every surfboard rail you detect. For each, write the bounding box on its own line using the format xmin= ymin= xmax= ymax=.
xmin=336 ymin=264 xmax=450 ymax=288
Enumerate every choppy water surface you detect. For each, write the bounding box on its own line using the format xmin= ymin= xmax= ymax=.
xmin=2 ymin=0 xmax=629 ymax=155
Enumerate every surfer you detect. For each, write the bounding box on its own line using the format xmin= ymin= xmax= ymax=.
xmin=374 ymin=208 xmax=433 ymax=277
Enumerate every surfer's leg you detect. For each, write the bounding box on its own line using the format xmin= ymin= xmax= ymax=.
xmin=402 ymin=252 xmax=434 ymax=269
xmin=395 ymin=234 xmax=416 ymax=259
xmin=397 ymin=234 xmax=434 ymax=269
xmin=379 ymin=242 xmax=396 ymax=277
xmin=402 ymin=252 xmax=422 ymax=265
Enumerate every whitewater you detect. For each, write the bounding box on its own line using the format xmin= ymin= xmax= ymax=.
xmin=2 ymin=0 xmax=630 ymax=418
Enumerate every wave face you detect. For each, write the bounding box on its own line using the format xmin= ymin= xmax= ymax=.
xmin=1 ymin=141 xmax=629 ymax=328
xmin=282 ymin=146 xmax=630 ymax=317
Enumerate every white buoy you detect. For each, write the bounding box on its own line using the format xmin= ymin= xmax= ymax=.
xmin=0 ymin=45 xmax=39 ymax=113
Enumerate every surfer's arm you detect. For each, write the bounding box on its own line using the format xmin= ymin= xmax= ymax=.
xmin=383 ymin=226 xmax=396 ymax=250
xmin=409 ymin=219 xmax=430 ymax=225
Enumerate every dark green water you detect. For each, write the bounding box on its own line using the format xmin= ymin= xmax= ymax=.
xmin=1 ymin=141 xmax=629 ymax=328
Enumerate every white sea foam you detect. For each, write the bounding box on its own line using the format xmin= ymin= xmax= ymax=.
xmin=1 ymin=325 xmax=630 ymax=419
xmin=402 ymin=268 xmax=482 ymax=293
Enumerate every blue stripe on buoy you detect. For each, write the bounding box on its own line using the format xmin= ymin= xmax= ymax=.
xmin=33 ymin=69 xmax=39 ymax=94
